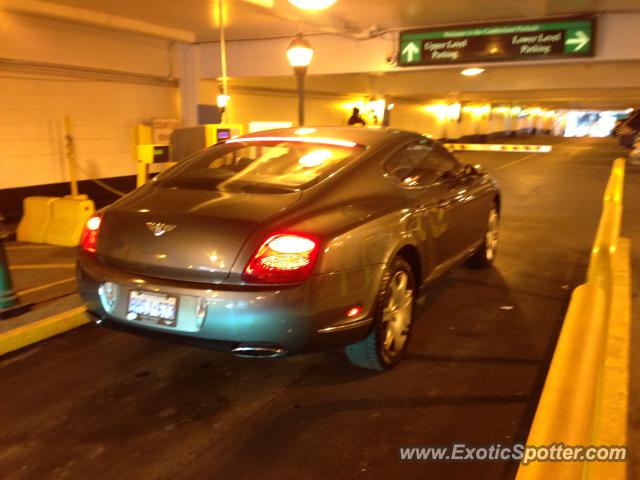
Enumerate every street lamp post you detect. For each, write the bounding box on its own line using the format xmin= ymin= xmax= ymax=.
xmin=294 ymin=67 xmax=306 ymax=127
xmin=286 ymin=34 xmax=314 ymax=126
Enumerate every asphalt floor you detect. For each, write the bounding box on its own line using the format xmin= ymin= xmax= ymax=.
xmin=0 ymin=136 xmax=637 ymax=480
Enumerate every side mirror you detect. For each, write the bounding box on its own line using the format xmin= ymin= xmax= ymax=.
xmin=464 ymin=163 xmax=487 ymax=176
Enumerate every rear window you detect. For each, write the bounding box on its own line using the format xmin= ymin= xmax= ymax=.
xmin=157 ymin=140 xmax=364 ymax=193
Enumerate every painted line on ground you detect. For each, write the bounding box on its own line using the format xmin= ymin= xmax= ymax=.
xmin=10 ymin=264 xmax=75 ymax=270
xmin=18 ymin=277 xmax=76 ymax=296
xmin=495 ymin=152 xmax=541 ymax=170
xmin=5 ymin=245 xmax=68 ymax=250
xmin=0 ymin=306 xmax=89 ymax=357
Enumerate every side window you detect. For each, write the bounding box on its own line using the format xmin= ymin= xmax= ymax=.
xmin=384 ymin=139 xmax=452 ymax=187
xmin=384 ymin=140 xmax=432 ymax=187
xmin=426 ymin=143 xmax=459 ymax=174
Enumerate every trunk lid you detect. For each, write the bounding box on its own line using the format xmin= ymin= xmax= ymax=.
xmin=97 ymin=185 xmax=301 ymax=283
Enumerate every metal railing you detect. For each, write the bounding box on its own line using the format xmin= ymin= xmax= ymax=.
xmin=516 ymin=158 xmax=628 ymax=480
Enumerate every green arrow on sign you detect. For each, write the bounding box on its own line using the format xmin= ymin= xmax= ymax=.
xmin=565 ymin=30 xmax=590 ymax=52
xmin=401 ymin=41 xmax=420 ymax=63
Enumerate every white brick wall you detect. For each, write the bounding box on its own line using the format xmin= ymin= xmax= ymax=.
xmin=2 ymin=13 xmax=173 ymax=77
xmin=0 ymin=11 xmax=180 ymax=190
xmin=0 ymin=76 xmax=178 ymax=189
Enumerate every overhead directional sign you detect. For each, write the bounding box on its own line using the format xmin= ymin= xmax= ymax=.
xmin=565 ymin=30 xmax=590 ymax=52
xmin=399 ymin=17 xmax=595 ymax=66
xmin=401 ymin=41 xmax=420 ymax=63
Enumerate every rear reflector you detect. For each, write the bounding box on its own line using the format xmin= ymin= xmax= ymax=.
xmin=243 ymin=233 xmax=319 ymax=284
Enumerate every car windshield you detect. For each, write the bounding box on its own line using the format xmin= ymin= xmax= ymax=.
xmin=158 ymin=140 xmax=364 ymax=193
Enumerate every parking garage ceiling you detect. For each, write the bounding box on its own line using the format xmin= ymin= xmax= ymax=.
xmin=38 ymin=0 xmax=640 ymax=41
xmin=228 ymin=61 xmax=640 ymax=110
xmin=12 ymin=0 xmax=640 ymax=111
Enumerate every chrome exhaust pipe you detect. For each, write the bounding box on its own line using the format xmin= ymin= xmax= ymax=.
xmin=231 ymin=344 xmax=288 ymax=358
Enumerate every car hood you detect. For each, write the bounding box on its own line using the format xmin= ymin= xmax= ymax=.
xmin=96 ymin=185 xmax=302 ymax=283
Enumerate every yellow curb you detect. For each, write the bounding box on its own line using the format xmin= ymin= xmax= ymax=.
xmin=588 ymin=237 xmax=631 ymax=480
xmin=10 ymin=264 xmax=76 ymax=270
xmin=0 ymin=306 xmax=89 ymax=357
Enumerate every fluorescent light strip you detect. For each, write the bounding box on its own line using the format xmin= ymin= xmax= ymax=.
xmin=226 ymin=136 xmax=357 ymax=148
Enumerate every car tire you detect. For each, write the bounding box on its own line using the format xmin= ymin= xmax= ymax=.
xmin=467 ymin=203 xmax=499 ymax=269
xmin=345 ymin=256 xmax=416 ymax=371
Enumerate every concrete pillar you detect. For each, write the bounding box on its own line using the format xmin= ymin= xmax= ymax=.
xmin=178 ymin=43 xmax=199 ymax=127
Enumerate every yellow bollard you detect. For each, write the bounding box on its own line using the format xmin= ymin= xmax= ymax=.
xmin=64 ymin=115 xmax=79 ymax=197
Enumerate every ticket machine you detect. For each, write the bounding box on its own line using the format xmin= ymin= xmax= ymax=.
xmin=135 ymin=123 xmax=244 ymax=187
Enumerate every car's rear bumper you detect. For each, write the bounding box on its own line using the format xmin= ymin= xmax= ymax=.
xmin=77 ymin=253 xmax=384 ymax=354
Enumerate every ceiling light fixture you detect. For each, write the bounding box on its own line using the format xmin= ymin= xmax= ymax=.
xmin=217 ymin=94 xmax=231 ymax=109
xmin=287 ymin=34 xmax=314 ymax=126
xmin=461 ymin=67 xmax=485 ymax=76
xmin=287 ymin=34 xmax=314 ymax=68
xmin=288 ymin=0 xmax=337 ymax=10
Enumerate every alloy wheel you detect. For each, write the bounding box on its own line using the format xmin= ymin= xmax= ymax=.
xmin=381 ymin=270 xmax=414 ymax=355
xmin=485 ymin=208 xmax=499 ymax=261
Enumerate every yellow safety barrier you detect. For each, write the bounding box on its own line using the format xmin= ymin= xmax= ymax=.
xmin=446 ymin=143 xmax=552 ymax=153
xmin=587 ymin=159 xmax=625 ymax=292
xmin=516 ymin=158 xmax=630 ymax=480
xmin=16 ymin=196 xmax=57 ymax=243
xmin=43 ymin=196 xmax=95 ymax=247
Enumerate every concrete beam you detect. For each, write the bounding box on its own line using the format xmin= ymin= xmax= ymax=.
xmin=179 ymin=44 xmax=200 ymax=126
xmin=197 ymin=12 xmax=640 ymax=78
xmin=1 ymin=0 xmax=196 ymax=43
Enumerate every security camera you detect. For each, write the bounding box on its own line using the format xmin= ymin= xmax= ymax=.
xmin=385 ymin=52 xmax=398 ymax=66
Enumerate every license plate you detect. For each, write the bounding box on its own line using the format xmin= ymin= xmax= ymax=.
xmin=127 ymin=290 xmax=178 ymax=327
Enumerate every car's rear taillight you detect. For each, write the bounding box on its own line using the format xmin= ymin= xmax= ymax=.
xmin=80 ymin=214 xmax=102 ymax=253
xmin=243 ymin=233 xmax=319 ymax=284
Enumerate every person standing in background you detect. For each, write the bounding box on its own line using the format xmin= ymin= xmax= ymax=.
xmin=347 ymin=107 xmax=366 ymax=126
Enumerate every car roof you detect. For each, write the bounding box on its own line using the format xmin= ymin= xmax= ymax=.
xmin=234 ymin=126 xmax=426 ymax=148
